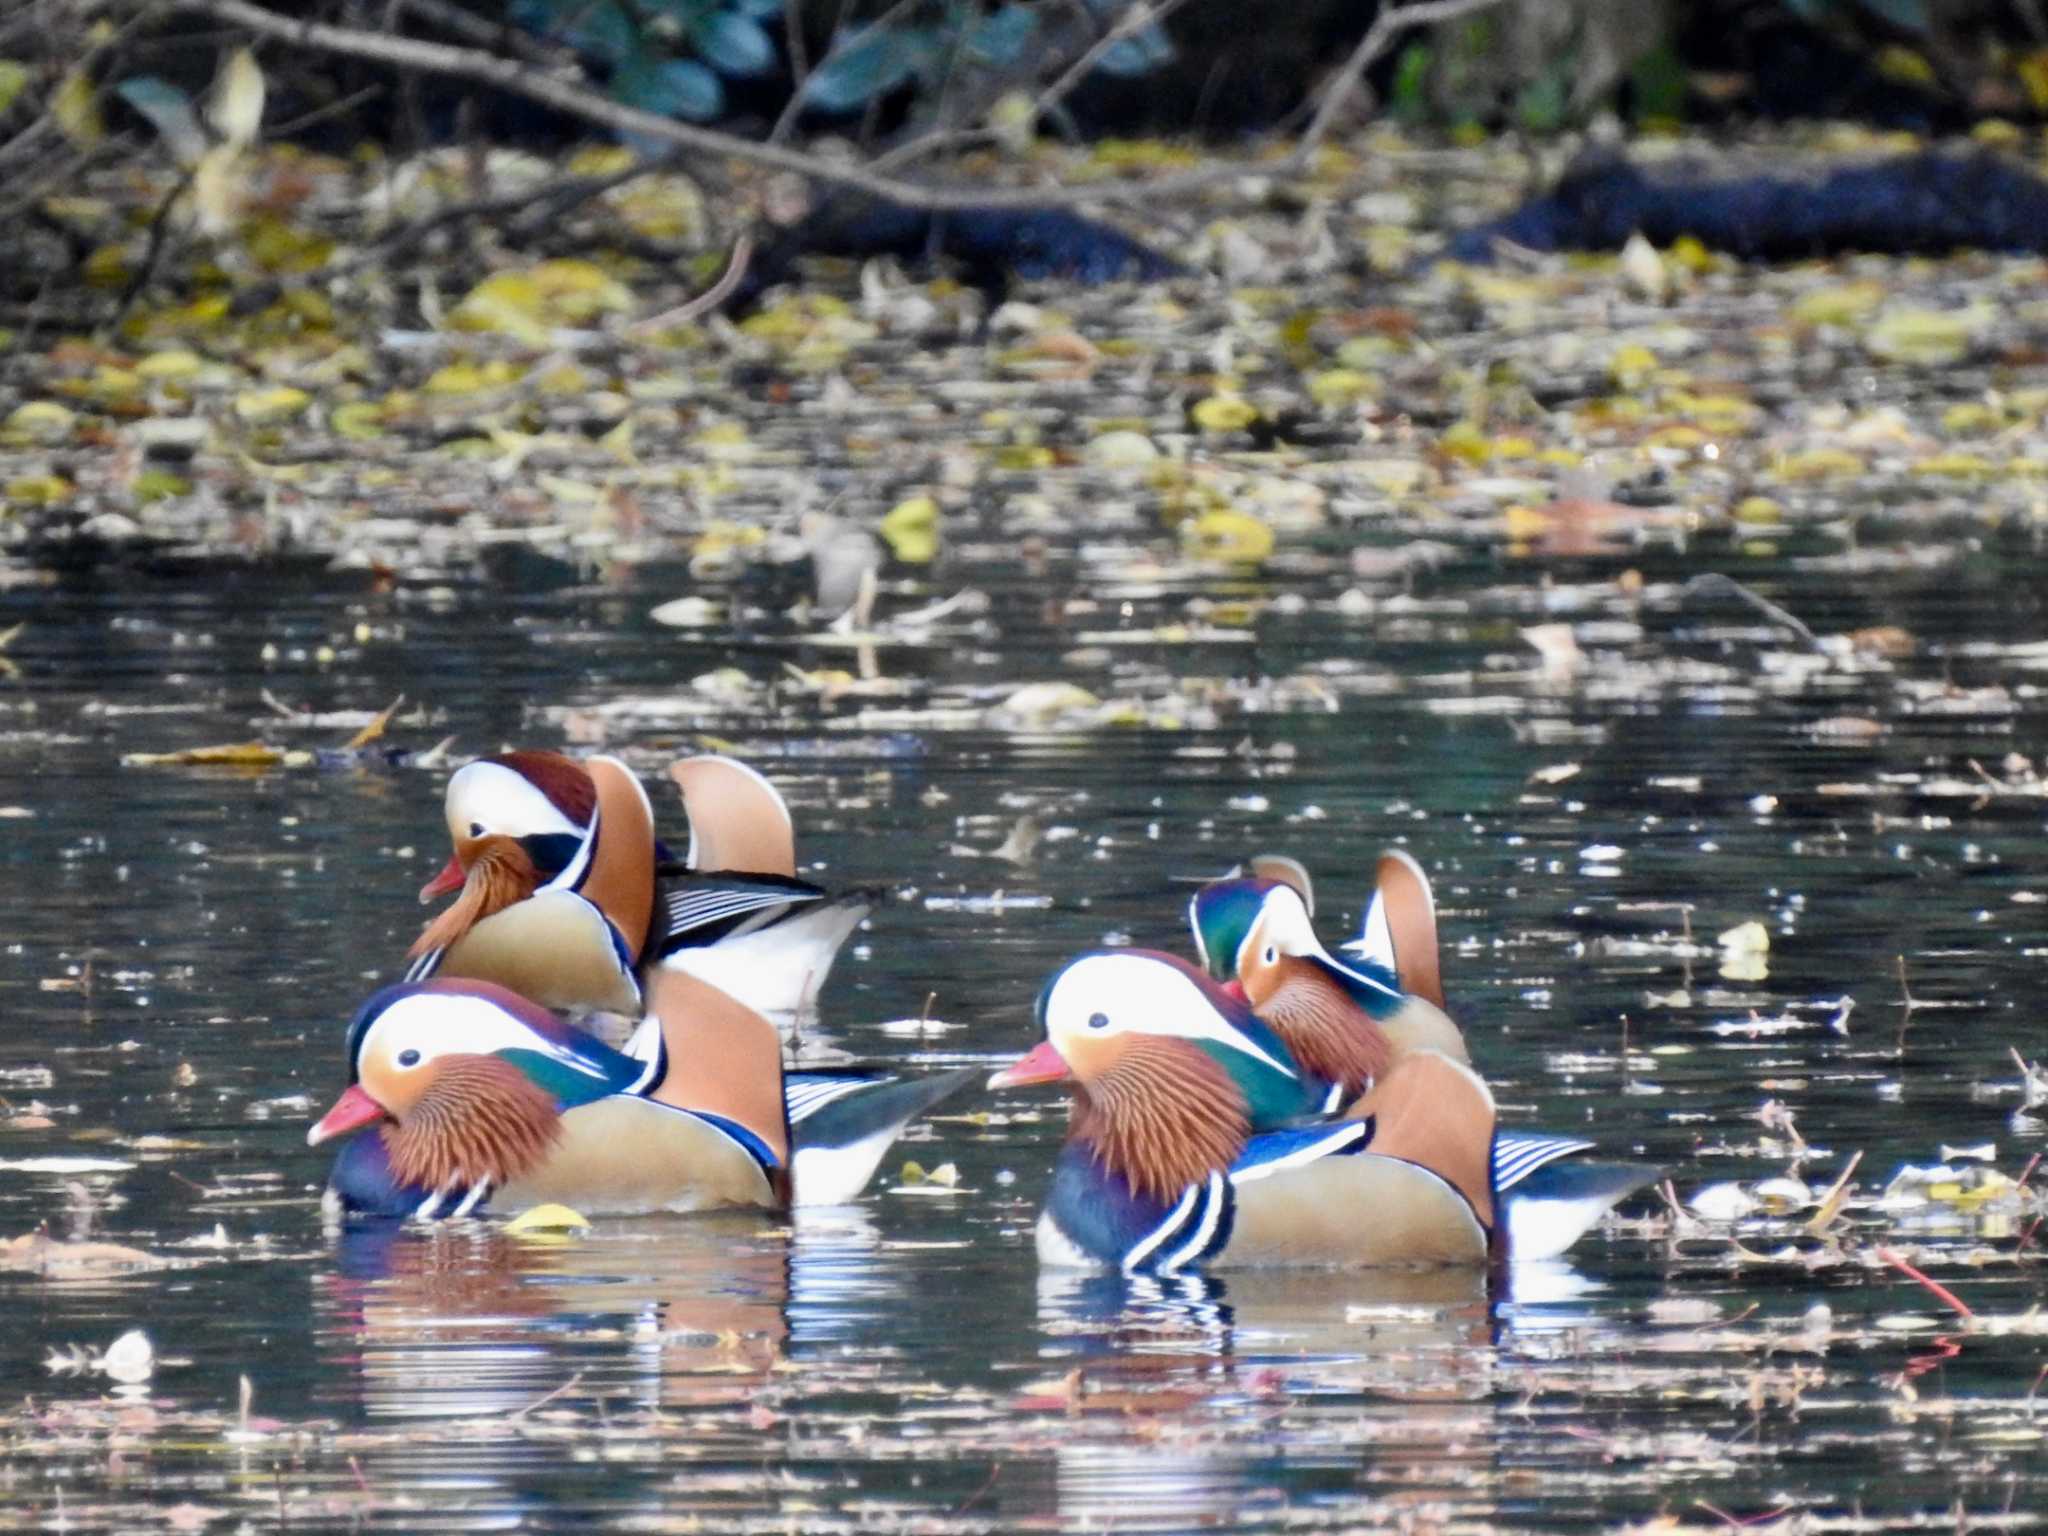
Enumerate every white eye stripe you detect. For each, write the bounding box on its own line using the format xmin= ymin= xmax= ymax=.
xmin=1043 ymin=955 xmax=1295 ymax=1079
xmin=444 ymin=761 xmax=585 ymax=842
xmin=361 ymin=994 xmax=606 ymax=1080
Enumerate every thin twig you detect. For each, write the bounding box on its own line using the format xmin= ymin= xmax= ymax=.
xmin=1682 ymin=572 xmax=1824 ymax=651
xmin=102 ymin=166 xmax=196 ymax=338
xmin=510 ymin=1369 xmax=585 ymax=1419
xmin=631 ymin=231 xmax=756 ymax=332
xmin=1876 ymin=1245 xmax=1976 ymax=1322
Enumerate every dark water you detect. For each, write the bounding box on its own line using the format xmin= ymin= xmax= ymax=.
xmin=1 ymin=540 xmax=2045 ymax=1531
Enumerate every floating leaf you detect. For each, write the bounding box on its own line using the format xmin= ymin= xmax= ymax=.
xmin=5 ymin=402 xmax=76 ymax=445
xmin=1184 ymin=509 xmax=1274 ymax=564
xmin=122 ymin=742 xmax=299 ymax=767
xmin=233 ymin=387 xmax=310 ymax=424
xmin=100 ymin=1329 xmax=154 ymax=1384
xmin=880 ymin=495 xmax=940 ymax=564
xmin=1866 ymin=304 xmax=1994 ymax=367
xmin=504 ymin=1203 xmax=591 ymax=1233
xmin=1191 ymin=394 xmax=1259 ymax=433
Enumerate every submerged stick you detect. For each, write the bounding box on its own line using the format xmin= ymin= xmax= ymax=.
xmin=1875 ymin=1245 xmax=1976 ymax=1322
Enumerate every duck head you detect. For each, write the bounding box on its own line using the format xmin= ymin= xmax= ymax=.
xmin=990 ymin=950 xmax=1320 ymax=1200
xmin=308 ymin=980 xmax=642 ymax=1196
xmin=420 ymin=751 xmax=598 ymax=904
xmin=1190 ymin=878 xmax=1407 ymax=1099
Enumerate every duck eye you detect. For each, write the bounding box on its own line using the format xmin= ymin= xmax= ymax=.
xmin=1087 ymin=1011 xmax=1110 ymax=1030
xmin=1263 ymin=945 xmax=1278 ymax=965
xmin=397 ymin=1048 xmax=422 ymax=1068
xmin=468 ymin=822 xmax=484 ymax=838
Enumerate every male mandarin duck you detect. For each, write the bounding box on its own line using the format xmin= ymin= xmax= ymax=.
xmin=313 ymin=977 xmax=973 ymax=1218
xmin=412 ymin=750 xmax=870 ymax=1026
xmin=989 ymin=951 xmax=1497 ymax=1272
xmin=1189 ymin=859 xmax=1656 ymax=1262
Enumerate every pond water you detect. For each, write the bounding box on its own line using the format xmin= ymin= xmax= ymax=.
xmin=1 ymin=530 xmax=2045 ymax=1533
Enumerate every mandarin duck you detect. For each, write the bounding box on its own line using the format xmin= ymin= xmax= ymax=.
xmin=1190 ymin=862 xmax=1656 ymax=1262
xmin=413 ymin=750 xmax=870 ymax=1027
xmin=313 ymin=976 xmax=973 ymax=1218
xmin=989 ymin=951 xmax=1497 ymax=1271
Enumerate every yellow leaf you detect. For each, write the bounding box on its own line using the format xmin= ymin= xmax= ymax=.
xmin=0 ymin=61 xmax=29 ymax=117
xmin=5 ymin=402 xmax=76 ymax=445
xmin=504 ymin=1203 xmax=591 ymax=1233
xmin=1734 ymin=496 xmax=1782 ymax=525
xmin=879 ymin=495 xmax=940 ymax=564
xmin=567 ymin=145 xmax=634 ymax=177
xmin=1941 ymin=402 xmax=2003 ymax=437
xmin=132 ymin=469 xmax=190 ymax=504
xmin=1438 ymin=420 xmax=1490 ymax=464
xmin=1184 ymin=509 xmax=1274 ymax=564
xmin=135 ymin=350 xmax=203 ymax=380
xmin=331 ymin=401 xmax=386 ymax=440
xmin=52 ymin=68 xmax=102 ymax=149
xmin=1791 ymin=281 xmax=1885 ymax=328
xmin=1867 ymin=304 xmax=1994 ymax=367
xmin=2020 ymin=49 xmax=2048 ymax=111
xmin=1191 ymin=394 xmax=1259 ymax=432
xmin=6 ymin=474 xmax=74 ymax=506
xmin=122 ymin=741 xmax=290 ymax=767
xmin=342 ymin=696 xmax=405 ymax=750
xmin=233 ymin=387 xmax=310 ymax=424
xmin=1912 ymin=452 xmax=1997 ymax=479
xmin=1775 ymin=448 xmax=1865 ymax=481
xmin=1607 ymin=342 xmax=1657 ymax=389
xmin=1306 ymin=368 xmax=1376 ymax=406
xmin=207 ymin=48 xmax=266 ymax=149
xmin=1874 ymin=44 xmax=1935 ymax=87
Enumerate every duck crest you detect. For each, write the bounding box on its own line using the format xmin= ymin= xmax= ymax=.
xmin=383 ymin=1054 xmax=561 ymax=1190
xmin=408 ymin=837 xmax=540 ymax=959
xmin=492 ymin=750 xmax=597 ymax=827
xmin=1070 ymin=1036 xmax=1248 ymax=1202
xmin=1257 ymin=956 xmax=1391 ymax=1098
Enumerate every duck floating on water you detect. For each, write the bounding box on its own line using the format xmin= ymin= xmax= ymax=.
xmin=990 ymin=951 xmax=1498 ymax=1272
xmin=1189 ymin=858 xmax=1657 ymax=1262
xmin=411 ymin=750 xmax=869 ymax=1028
xmin=314 ymin=978 xmax=974 ymax=1218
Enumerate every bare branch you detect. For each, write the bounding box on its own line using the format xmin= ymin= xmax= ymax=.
xmin=1297 ymin=0 xmax=1509 ymax=160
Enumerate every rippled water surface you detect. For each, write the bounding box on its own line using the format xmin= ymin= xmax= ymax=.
xmin=2 ymin=538 xmax=2046 ymax=1532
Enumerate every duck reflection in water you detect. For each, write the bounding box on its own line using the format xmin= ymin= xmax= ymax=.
xmin=1017 ymin=1262 xmax=1613 ymax=1529
xmin=317 ymin=1205 xmax=886 ymax=1423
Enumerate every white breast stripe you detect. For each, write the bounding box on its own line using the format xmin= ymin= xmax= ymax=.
xmin=1122 ymin=1184 xmax=1202 ymax=1273
xmin=1156 ymin=1174 xmax=1228 ymax=1273
xmin=405 ymin=948 xmax=444 ymax=983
